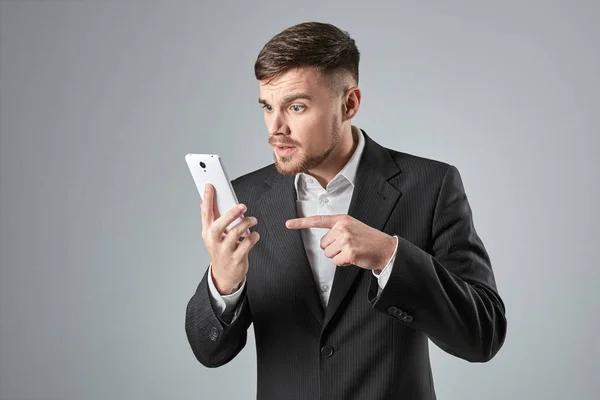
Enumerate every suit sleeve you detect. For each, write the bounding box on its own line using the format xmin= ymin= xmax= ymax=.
xmin=206 ymin=263 xmax=246 ymax=321
xmin=185 ymin=265 xmax=252 ymax=367
xmin=369 ymin=165 xmax=507 ymax=362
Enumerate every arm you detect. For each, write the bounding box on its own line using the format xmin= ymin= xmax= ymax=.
xmin=185 ymin=183 xmax=258 ymax=367
xmin=185 ymin=265 xmax=252 ymax=368
xmin=207 ymin=263 xmax=246 ymax=323
xmin=372 ymin=235 xmax=399 ymax=296
xmin=369 ymin=165 xmax=507 ymax=362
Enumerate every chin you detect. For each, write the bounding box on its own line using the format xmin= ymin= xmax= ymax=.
xmin=273 ymin=153 xmax=304 ymax=175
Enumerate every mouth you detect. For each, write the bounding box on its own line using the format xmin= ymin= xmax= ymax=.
xmin=274 ymin=145 xmax=297 ymax=157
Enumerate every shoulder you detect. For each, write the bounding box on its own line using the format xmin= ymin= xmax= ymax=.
xmin=230 ymin=163 xmax=278 ymax=196
xmin=232 ymin=163 xmax=277 ymax=184
xmin=361 ymin=129 xmax=456 ymax=182
xmin=376 ymin=144 xmax=469 ymax=207
xmin=387 ymin=147 xmax=455 ymax=182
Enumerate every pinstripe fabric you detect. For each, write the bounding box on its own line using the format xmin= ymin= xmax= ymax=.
xmin=185 ymin=129 xmax=507 ymax=400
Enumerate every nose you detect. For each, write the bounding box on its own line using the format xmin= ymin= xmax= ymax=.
xmin=266 ymin=110 xmax=290 ymax=136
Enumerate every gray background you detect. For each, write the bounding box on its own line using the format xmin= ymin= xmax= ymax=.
xmin=1 ymin=0 xmax=598 ymax=399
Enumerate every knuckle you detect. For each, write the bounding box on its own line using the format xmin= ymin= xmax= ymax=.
xmin=233 ymin=225 xmax=245 ymax=238
xmin=346 ymin=248 xmax=355 ymax=258
xmin=239 ymin=219 xmax=254 ymax=233
xmin=247 ymin=233 xmax=259 ymax=247
xmin=338 ymin=235 xmax=347 ymax=246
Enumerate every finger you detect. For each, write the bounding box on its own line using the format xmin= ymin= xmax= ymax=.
xmin=211 ymin=203 xmax=247 ymax=241
xmin=202 ymin=184 xmax=215 ymax=226
xmin=211 ymin=185 xmax=221 ymax=220
xmin=286 ymin=214 xmax=344 ymax=229
xmin=323 ymin=239 xmax=343 ymax=259
xmin=332 ymin=250 xmax=352 ymax=267
xmin=319 ymin=229 xmax=338 ymax=250
xmin=200 ymin=202 xmax=208 ymax=232
xmin=224 ymin=216 xmax=258 ymax=248
xmin=235 ymin=231 xmax=261 ymax=255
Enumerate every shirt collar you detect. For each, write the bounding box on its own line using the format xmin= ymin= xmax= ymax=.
xmin=293 ymin=126 xmax=365 ymax=191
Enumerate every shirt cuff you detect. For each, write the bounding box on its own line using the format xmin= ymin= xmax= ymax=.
xmin=371 ymin=235 xmax=399 ymax=290
xmin=207 ymin=263 xmax=246 ymax=316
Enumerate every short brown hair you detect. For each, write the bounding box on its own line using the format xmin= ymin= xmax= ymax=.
xmin=254 ymin=22 xmax=360 ymax=89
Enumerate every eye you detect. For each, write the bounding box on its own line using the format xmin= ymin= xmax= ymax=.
xmin=262 ymin=104 xmax=273 ymax=112
xmin=290 ymin=105 xmax=305 ymax=112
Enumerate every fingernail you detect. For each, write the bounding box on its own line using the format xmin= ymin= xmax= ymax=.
xmin=238 ymin=204 xmax=246 ymax=210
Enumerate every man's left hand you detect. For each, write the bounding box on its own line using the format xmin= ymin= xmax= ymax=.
xmin=286 ymin=214 xmax=396 ymax=273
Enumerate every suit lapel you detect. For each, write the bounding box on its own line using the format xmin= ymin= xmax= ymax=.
xmin=256 ymin=173 xmax=325 ymax=324
xmin=322 ymin=130 xmax=403 ymax=329
xmin=255 ymin=129 xmax=402 ymax=329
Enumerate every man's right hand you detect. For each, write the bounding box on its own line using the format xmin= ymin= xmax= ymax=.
xmin=201 ymin=183 xmax=260 ymax=295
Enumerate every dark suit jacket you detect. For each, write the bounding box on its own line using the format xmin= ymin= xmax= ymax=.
xmin=185 ymin=129 xmax=507 ymax=400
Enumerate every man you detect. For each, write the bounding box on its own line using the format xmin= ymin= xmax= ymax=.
xmin=185 ymin=22 xmax=507 ymax=399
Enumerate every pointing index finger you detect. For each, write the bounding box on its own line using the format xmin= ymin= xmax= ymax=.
xmin=286 ymin=215 xmax=342 ymax=229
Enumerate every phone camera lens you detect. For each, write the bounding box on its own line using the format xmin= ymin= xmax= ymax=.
xmin=199 ymin=162 xmax=206 ymax=168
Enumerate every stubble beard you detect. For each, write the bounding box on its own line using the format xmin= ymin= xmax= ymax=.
xmin=273 ymin=120 xmax=342 ymax=176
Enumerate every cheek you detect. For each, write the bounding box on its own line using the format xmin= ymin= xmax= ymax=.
xmin=293 ymin=112 xmax=329 ymax=140
xmin=263 ymin=112 xmax=272 ymax=126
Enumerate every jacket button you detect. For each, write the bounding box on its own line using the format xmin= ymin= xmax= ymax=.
xmin=388 ymin=306 xmax=398 ymax=315
xmin=209 ymin=326 xmax=219 ymax=341
xmin=321 ymin=345 xmax=334 ymax=357
xmin=404 ymin=315 xmax=413 ymax=323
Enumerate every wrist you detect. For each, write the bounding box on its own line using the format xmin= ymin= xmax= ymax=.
xmin=216 ymin=280 xmax=243 ymax=295
xmin=211 ymin=269 xmax=243 ymax=295
xmin=376 ymin=234 xmax=397 ymax=272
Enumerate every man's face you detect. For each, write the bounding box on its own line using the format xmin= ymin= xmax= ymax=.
xmin=259 ymin=67 xmax=344 ymax=175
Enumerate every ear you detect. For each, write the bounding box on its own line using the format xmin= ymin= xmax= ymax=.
xmin=341 ymin=87 xmax=361 ymax=121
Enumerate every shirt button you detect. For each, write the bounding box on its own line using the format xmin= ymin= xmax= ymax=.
xmin=307 ymin=178 xmax=314 ymax=184
xmin=321 ymin=284 xmax=329 ymax=292
xmin=321 ymin=345 xmax=334 ymax=357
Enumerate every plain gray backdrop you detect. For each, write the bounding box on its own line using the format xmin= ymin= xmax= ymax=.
xmin=1 ymin=0 xmax=599 ymax=399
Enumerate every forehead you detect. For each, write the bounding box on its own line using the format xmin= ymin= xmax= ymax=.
xmin=258 ymin=67 xmax=330 ymax=101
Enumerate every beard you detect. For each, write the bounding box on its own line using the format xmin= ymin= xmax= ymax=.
xmin=273 ymin=118 xmax=342 ymax=176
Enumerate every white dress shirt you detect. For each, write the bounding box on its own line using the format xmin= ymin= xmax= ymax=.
xmin=208 ymin=128 xmax=399 ymax=317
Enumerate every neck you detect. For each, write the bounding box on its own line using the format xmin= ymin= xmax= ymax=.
xmin=307 ymin=125 xmax=359 ymax=188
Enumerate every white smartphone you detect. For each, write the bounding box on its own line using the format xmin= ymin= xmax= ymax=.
xmin=185 ymin=154 xmax=248 ymax=234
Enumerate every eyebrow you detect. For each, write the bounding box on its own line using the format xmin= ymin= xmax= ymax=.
xmin=258 ymin=93 xmax=313 ymax=106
